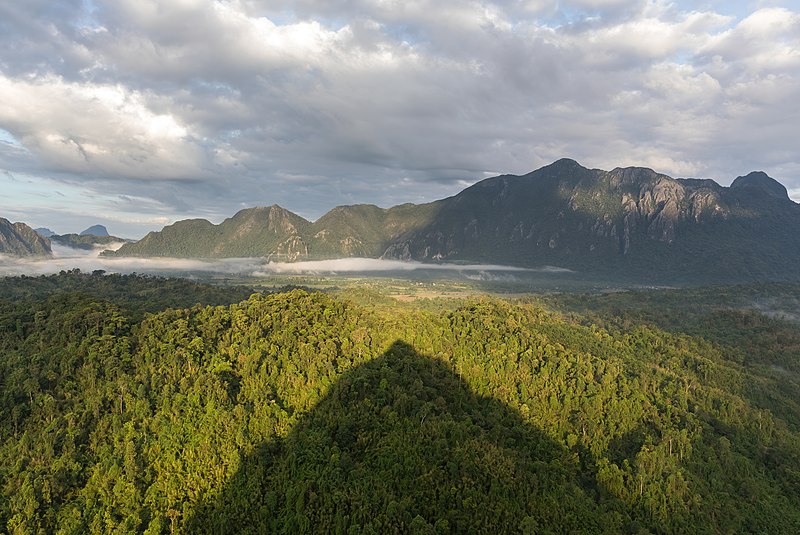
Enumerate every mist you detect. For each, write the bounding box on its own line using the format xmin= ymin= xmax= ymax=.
xmin=749 ymin=297 xmax=800 ymax=324
xmin=250 ymin=258 xmax=568 ymax=275
xmin=0 ymin=247 xmax=570 ymax=278
xmin=0 ymin=245 xmax=265 ymax=277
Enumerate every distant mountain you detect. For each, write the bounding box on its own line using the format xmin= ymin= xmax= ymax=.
xmin=50 ymin=233 xmax=129 ymax=251
xmin=34 ymin=227 xmax=55 ymax=238
xmin=110 ymin=203 xmax=438 ymax=262
xmin=1 ymin=218 xmax=52 ymax=256
xmin=80 ymin=224 xmax=109 ymax=237
xmin=107 ymin=159 xmax=800 ymax=282
xmin=113 ymin=206 xmax=312 ymax=260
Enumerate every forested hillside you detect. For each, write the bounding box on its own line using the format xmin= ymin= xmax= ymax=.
xmin=1 ymin=275 xmax=799 ymax=533
xmin=49 ymin=234 xmax=128 ymax=251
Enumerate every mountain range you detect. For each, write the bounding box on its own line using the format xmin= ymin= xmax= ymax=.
xmin=49 ymin=233 xmax=129 ymax=251
xmin=38 ymin=224 xmax=128 ymax=251
xmin=106 ymin=159 xmax=800 ymax=282
xmin=35 ymin=225 xmax=111 ymax=239
xmin=34 ymin=227 xmax=56 ymax=238
xmin=1 ymin=222 xmax=130 ymax=257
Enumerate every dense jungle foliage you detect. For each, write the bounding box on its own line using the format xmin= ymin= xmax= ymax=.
xmin=1 ymin=273 xmax=799 ymax=533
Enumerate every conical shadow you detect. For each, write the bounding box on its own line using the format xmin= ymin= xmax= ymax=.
xmin=187 ymin=341 xmax=629 ymax=534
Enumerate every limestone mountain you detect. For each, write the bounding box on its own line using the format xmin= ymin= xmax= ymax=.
xmin=34 ymin=227 xmax=55 ymax=238
xmin=108 ymin=202 xmax=442 ymax=263
xmin=309 ymin=202 xmax=439 ymax=258
xmin=0 ymin=218 xmax=51 ymax=256
xmin=50 ymin=233 xmax=129 ymax=250
xmin=113 ymin=205 xmax=312 ymax=260
xmin=381 ymin=159 xmax=800 ymax=281
xmin=79 ymin=224 xmax=110 ymax=237
xmin=107 ymin=159 xmax=800 ymax=282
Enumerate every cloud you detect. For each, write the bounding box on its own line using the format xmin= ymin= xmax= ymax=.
xmin=0 ymin=244 xmax=267 ymax=277
xmin=0 ymin=0 xmax=798 ymax=237
xmin=0 ymin=75 xmax=204 ymax=180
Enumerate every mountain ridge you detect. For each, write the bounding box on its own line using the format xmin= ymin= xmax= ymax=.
xmin=0 ymin=218 xmax=51 ymax=256
xmin=49 ymin=233 xmax=130 ymax=250
xmin=106 ymin=159 xmax=800 ymax=282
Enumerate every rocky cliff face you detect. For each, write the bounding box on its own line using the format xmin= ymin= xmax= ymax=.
xmin=376 ymin=159 xmax=800 ymax=281
xmin=0 ymin=218 xmax=52 ymax=256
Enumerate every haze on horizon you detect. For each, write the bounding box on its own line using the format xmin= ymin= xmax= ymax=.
xmin=0 ymin=242 xmax=554 ymax=278
xmin=1 ymin=0 xmax=799 ymax=238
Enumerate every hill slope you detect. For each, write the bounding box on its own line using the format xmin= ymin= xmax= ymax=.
xmin=50 ymin=233 xmax=129 ymax=250
xmin=108 ymin=159 xmax=800 ymax=282
xmin=113 ymin=205 xmax=313 ymax=260
xmin=1 ymin=279 xmax=800 ymax=533
xmin=0 ymin=218 xmax=51 ymax=256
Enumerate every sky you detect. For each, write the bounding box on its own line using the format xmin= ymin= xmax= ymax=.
xmin=1 ymin=0 xmax=798 ymax=238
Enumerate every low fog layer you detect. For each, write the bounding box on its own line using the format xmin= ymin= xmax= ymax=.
xmin=251 ymin=258 xmax=570 ymax=275
xmin=0 ymin=246 xmax=571 ymax=278
xmin=750 ymin=297 xmax=800 ymax=324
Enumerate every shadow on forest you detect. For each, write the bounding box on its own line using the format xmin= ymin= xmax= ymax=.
xmin=186 ymin=341 xmax=638 ymax=534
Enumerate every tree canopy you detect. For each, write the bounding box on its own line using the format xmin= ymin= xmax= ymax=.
xmin=1 ymin=274 xmax=799 ymax=533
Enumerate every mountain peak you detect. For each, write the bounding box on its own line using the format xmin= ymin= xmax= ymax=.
xmin=240 ymin=204 xmax=295 ymax=216
xmin=35 ymin=227 xmax=56 ymax=237
xmin=730 ymin=171 xmax=788 ymax=200
xmin=547 ymin=158 xmax=586 ymax=171
xmin=1 ymin=217 xmax=52 ymax=256
xmin=80 ymin=224 xmax=109 ymax=237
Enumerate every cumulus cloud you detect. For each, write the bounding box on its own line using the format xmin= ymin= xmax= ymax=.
xmin=0 ymin=0 xmax=798 ymax=237
xmin=0 ymin=75 xmax=202 ymax=179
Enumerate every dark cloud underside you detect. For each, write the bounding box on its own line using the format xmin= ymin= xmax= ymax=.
xmin=0 ymin=0 xmax=798 ymax=236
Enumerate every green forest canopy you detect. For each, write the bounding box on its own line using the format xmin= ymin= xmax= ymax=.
xmin=1 ymin=272 xmax=799 ymax=533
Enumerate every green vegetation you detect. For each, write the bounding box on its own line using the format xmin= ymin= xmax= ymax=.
xmin=106 ymin=159 xmax=800 ymax=284
xmin=1 ymin=274 xmax=799 ymax=533
xmin=0 ymin=270 xmax=254 ymax=320
xmin=108 ymin=202 xmax=440 ymax=262
xmin=50 ymin=234 xmax=127 ymax=251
